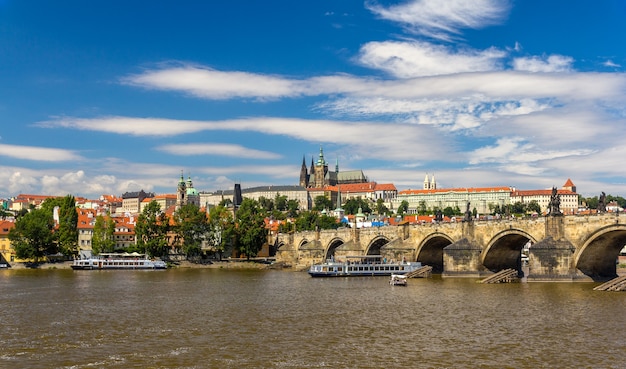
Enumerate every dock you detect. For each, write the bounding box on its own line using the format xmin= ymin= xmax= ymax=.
xmin=404 ymin=265 xmax=433 ymax=278
xmin=593 ymin=275 xmax=626 ymax=291
xmin=480 ymin=268 xmax=519 ymax=283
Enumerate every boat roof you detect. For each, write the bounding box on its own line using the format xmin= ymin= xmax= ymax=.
xmin=98 ymin=252 xmax=147 ymax=258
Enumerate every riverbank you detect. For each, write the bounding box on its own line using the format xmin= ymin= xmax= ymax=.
xmin=4 ymin=259 xmax=279 ymax=270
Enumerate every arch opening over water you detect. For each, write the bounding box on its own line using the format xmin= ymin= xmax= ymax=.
xmin=483 ymin=232 xmax=532 ymax=273
xmin=324 ymin=238 xmax=345 ymax=260
xmin=577 ymin=228 xmax=626 ymax=280
xmin=367 ymin=237 xmax=390 ymax=256
xmin=418 ymin=235 xmax=453 ymax=273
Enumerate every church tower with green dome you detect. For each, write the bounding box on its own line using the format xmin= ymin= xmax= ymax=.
xmin=176 ymin=171 xmax=200 ymax=210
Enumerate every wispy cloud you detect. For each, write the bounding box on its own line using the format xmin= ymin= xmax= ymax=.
xmin=468 ymin=137 xmax=593 ymax=166
xmin=603 ymin=60 xmax=621 ymax=68
xmin=512 ymin=55 xmax=574 ymax=72
xmin=156 ymin=143 xmax=281 ymax=159
xmin=0 ymin=143 xmax=82 ymax=161
xmin=357 ymin=41 xmax=506 ymax=78
xmin=366 ymin=0 xmax=511 ymax=41
xmin=38 ymin=116 xmax=452 ymax=161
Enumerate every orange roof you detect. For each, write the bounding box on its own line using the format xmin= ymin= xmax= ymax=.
xmin=399 ymin=186 xmax=512 ymax=195
xmin=511 ymin=189 xmax=576 ymax=196
xmin=0 ymin=220 xmax=15 ymax=235
xmin=563 ymin=178 xmax=575 ymax=187
xmin=374 ymin=183 xmax=397 ymax=191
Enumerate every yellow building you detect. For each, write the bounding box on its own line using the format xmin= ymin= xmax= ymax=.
xmin=0 ymin=220 xmax=15 ymax=263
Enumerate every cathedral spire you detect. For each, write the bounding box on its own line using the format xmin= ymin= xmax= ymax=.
xmin=299 ymin=155 xmax=309 ymax=187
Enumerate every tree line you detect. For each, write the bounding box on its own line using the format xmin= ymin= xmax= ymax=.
xmin=9 ymin=191 xmax=616 ymax=262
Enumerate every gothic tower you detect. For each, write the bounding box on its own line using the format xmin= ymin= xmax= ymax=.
xmin=313 ymin=146 xmax=328 ymax=188
xmin=299 ymin=155 xmax=309 ymax=187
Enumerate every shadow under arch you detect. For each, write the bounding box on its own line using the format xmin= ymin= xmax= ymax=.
xmin=416 ymin=233 xmax=454 ymax=273
xmin=575 ymin=225 xmax=626 ymax=280
xmin=366 ymin=236 xmax=391 ymax=255
xmin=324 ymin=237 xmax=346 ymax=260
xmin=482 ymin=229 xmax=537 ymax=272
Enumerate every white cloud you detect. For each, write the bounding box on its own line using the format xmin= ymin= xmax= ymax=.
xmin=122 ymin=65 xmax=305 ymax=100
xmin=603 ymin=60 xmax=621 ymax=68
xmin=512 ymin=55 xmax=574 ymax=73
xmin=366 ymin=0 xmax=511 ymax=41
xmin=357 ymin=40 xmax=506 ymax=78
xmin=39 ymin=116 xmax=450 ymax=161
xmin=468 ymin=137 xmax=593 ymax=166
xmin=156 ymin=143 xmax=281 ymax=159
xmin=117 ymin=65 xmax=626 ymax=109
xmin=0 ymin=143 xmax=82 ymax=161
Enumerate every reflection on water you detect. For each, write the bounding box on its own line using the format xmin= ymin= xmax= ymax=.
xmin=1 ymin=269 xmax=626 ymax=368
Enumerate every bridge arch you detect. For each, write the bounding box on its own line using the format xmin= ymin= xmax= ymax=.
xmin=324 ymin=237 xmax=347 ymax=260
xmin=417 ymin=232 xmax=455 ymax=273
xmin=575 ymin=224 xmax=626 ymax=279
xmin=366 ymin=236 xmax=391 ymax=255
xmin=482 ymin=229 xmax=538 ymax=272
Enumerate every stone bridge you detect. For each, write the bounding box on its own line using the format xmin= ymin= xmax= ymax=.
xmin=272 ymin=214 xmax=626 ymax=281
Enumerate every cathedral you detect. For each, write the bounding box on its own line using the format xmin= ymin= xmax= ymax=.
xmin=299 ymin=146 xmax=368 ymax=189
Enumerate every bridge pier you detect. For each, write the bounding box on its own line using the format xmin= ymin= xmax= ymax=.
xmin=442 ymin=238 xmax=489 ymax=278
xmin=526 ymin=236 xmax=579 ymax=281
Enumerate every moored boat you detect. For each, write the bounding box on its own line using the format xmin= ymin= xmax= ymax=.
xmin=389 ymin=274 xmax=407 ymax=286
xmin=308 ymin=255 xmax=421 ymax=277
xmin=72 ymin=253 xmax=167 ymax=270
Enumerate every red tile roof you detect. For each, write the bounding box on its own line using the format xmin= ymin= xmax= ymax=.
xmin=511 ymin=189 xmax=577 ymax=196
xmin=0 ymin=220 xmax=14 ymax=235
xmin=399 ymin=186 xmax=512 ymax=195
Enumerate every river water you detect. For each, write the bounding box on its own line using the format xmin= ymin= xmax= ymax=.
xmin=1 ymin=268 xmax=625 ymax=369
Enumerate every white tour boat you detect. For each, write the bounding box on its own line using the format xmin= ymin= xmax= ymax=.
xmin=72 ymin=253 xmax=167 ymax=270
xmin=308 ymin=255 xmax=421 ymax=277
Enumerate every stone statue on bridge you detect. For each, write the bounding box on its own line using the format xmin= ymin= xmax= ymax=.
xmin=548 ymin=186 xmax=562 ymax=216
xmin=463 ymin=202 xmax=472 ymax=222
xmin=597 ymin=191 xmax=607 ymax=213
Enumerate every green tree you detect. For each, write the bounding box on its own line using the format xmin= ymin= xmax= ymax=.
xmin=397 ymin=200 xmax=409 ymax=216
xmin=135 ymin=201 xmax=170 ymax=258
xmin=207 ymin=205 xmax=235 ymax=260
xmin=375 ymin=198 xmax=389 ymax=215
xmin=294 ymin=211 xmax=340 ymax=231
xmin=511 ymin=201 xmax=526 ymax=215
xmin=8 ymin=208 xmax=56 ymax=262
xmin=92 ymin=215 xmax=116 ymax=255
xmin=56 ymin=195 xmax=79 ymax=257
xmin=173 ymin=203 xmax=210 ymax=259
xmin=286 ymin=199 xmax=300 ymax=218
xmin=295 ymin=211 xmax=317 ymax=231
xmin=527 ymin=200 xmax=541 ymax=214
xmin=274 ymin=193 xmax=288 ymax=211
xmin=582 ymin=195 xmax=598 ymax=210
xmin=313 ymin=195 xmax=333 ymax=211
xmin=258 ymin=196 xmax=274 ymax=212
xmin=443 ymin=206 xmax=456 ymax=218
xmin=417 ymin=200 xmax=428 ymax=215
xmin=234 ymin=198 xmax=268 ymax=259
xmin=343 ymin=198 xmax=371 ymax=215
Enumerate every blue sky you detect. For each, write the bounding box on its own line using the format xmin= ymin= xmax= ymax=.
xmin=1 ymin=0 xmax=626 ymax=199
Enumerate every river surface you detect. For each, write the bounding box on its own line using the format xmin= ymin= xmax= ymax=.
xmin=1 ymin=268 xmax=625 ymax=369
